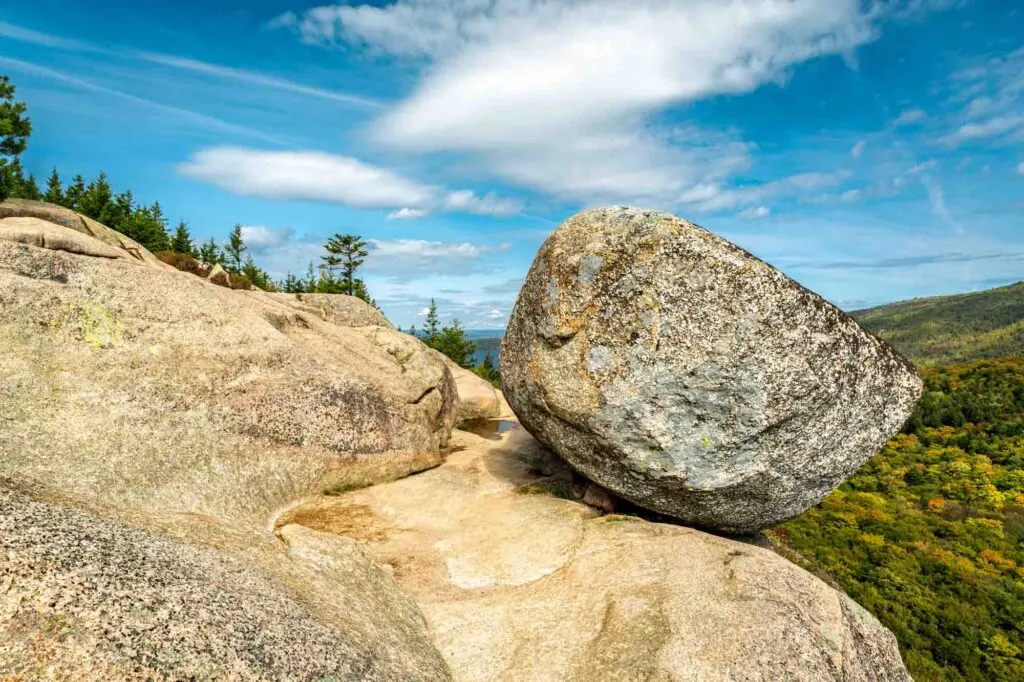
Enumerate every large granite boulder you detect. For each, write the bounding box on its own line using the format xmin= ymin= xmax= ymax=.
xmin=501 ymin=207 xmax=922 ymax=533
xmin=0 ymin=214 xmax=458 ymax=679
xmin=0 ymin=221 xmax=458 ymax=523
xmin=277 ymin=426 xmax=912 ymax=681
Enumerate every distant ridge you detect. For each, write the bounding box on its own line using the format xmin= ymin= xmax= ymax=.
xmin=851 ymin=281 xmax=1024 ymax=364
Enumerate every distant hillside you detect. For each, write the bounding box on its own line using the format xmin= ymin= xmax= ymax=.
xmin=852 ymin=281 xmax=1024 ymax=365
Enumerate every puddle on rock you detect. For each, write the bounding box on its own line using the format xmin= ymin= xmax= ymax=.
xmin=461 ymin=419 xmax=520 ymax=440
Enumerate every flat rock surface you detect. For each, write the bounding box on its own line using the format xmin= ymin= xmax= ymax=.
xmin=0 ymin=485 xmax=448 ymax=681
xmin=501 ymin=206 xmax=922 ymax=532
xmin=278 ymin=426 xmax=912 ymax=682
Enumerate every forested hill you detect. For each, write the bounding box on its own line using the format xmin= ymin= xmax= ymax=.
xmin=852 ymin=281 xmax=1024 ymax=365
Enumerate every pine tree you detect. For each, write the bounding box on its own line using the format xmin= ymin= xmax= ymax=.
xmin=322 ymin=234 xmax=369 ymax=296
xmin=225 ymin=224 xmax=246 ymax=271
xmin=0 ymin=75 xmax=31 ymax=203
xmin=473 ymin=352 xmax=501 ymax=388
xmin=424 ymin=299 xmax=441 ymax=341
xmin=64 ymin=175 xmax=86 ymax=210
xmin=78 ymin=172 xmax=114 ymax=220
xmin=428 ymin=318 xmax=477 ymax=368
xmin=42 ymin=168 xmax=63 ymax=205
xmin=170 ymin=220 xmax=197 ymax=256
xmin=241 ymin=255 xmax=275 ymax=291
xmin=280 ymin=272 xmax=303 ymax=293
xmin=198 ymin=238 xmax=222 ymax=266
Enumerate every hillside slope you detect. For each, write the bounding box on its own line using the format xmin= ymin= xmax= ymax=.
xmin=852 ymin=282 xmax=1024 ymax=365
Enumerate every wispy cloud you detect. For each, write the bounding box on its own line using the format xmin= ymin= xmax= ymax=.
xmin=791 ymin=251 xmax=1024 ymax=271
xmin=0 ymin=20 xmax=378 ymax=109
xmin=279 ymin=0 xmax=880 ymax=209
xmin=738 ymin=206 xmax=771 ymax=220
xmin=0 ymin=56 xmax=282 ymax=144
xmin=891 ymin=108 xmax=926 ymax=127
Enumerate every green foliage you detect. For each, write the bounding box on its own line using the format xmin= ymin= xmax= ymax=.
xmin=473 ymin=352 xmax=502 ymax=388
xmin=240 ymin=255 xmax=276 ymax=291
xmin=225 ymin=224 xmax=245 ymax=271
xmin=322 ymin=233 xmax=369 ymax=297
xmin=427 ymin=318 xmax=477 ymax=368
xmin=170 ymin=220 xmax=198 ymax=257
xmin=198 ymin=238 xmax=224 ymax=266
xmin=42 ymin=167 xmax=63 ymax=205
xmin=853 ymin=282 xmax=1024 ymax=365
xmin=0 ymin=75 xmax=31 ymax=203
xmin=776 ymin=358 xmax=1024 ymax=682
xmin=424 ymin=299 xmax=441 ymax=340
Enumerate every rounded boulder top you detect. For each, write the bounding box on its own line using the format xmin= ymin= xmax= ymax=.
xmin=500 ymin=206 xmax=922 ymax=533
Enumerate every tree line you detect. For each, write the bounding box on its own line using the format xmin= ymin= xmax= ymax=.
xmin=401 ymin=299 xmax=501 ymax=387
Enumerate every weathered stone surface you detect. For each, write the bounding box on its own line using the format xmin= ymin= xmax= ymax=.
xmin=285 ymin=292 xmax=394 ymax=328
xmin=0 ymin=198 xmax=163 ymax=268
xmin=0 ymin=485 xmax=449 ymax=681
xmin=0 ymin=232 xmax=459 ymax=679
xmin=206 ymin=262 xmax=231 ymax=286
xmin=432 ymin=350 xmax=502 ymax=425
xmin=278 ymin=426 xmax=912 ymax=681
xmin=0 ymin=217 xmax=130 ymax=260
xmin=501 ymin=206 xmax=922 ymax=532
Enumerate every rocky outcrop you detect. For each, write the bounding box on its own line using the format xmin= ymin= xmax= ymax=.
xmin=432 ymin=350 xmax=502 ymax=426
xmin=277 ymin=426 xmax=912 ymax=681
xmin=0 ymin=484 xmax=448 ymax=681
xmin=0 ymin=223 xmax=458 ymax=522
xmin=502 ymin=207 xmax=922 ymax=533
xmin=0 ymin=216 xmax=131 ymax=260
xmin=0 ymin=212 xmax=458 ymax=679
xmin=206 ymin=261 xmax=231 ymax=287
xmin=0 ymin=198 xmax=164 ymax=268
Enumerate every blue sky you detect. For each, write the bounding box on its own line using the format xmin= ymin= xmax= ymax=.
xmin=1 ymin=0 xmax=1022 ymax=329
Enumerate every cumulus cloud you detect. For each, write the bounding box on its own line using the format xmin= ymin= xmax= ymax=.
xmin=891 ymin=108 xmax=926 ymax=127
xmin=177 ymin=147 xmax=519 ymax=216
xmin=240 ymin=225 xmax=294 ymax=248
xmin=388 ymin=208 xmax=429 ymax=220
xmin=278 ymin=0 xmax=880 ymax=209
xmin=364 ymin=239 xmax=513 ymax=280
xmin=738 ymin=206 xmax=770 ymax=220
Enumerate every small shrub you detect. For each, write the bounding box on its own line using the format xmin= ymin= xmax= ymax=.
xmin=155 ymin=251 xmax=209 ymax=278
xmin=229 ymin=273 xmax=252 ymax=290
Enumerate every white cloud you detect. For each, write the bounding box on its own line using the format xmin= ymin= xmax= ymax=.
xmin=387 ymin=208 xmax=430 ymax=220
xmin=942 ymin=48 xmax=1024 ymax=145
xmin=850 ymin=140 xmax=866 ymax=159
xmin=1017 ymin=162 xmax=1024 ymax=176
xmin=178 ymin=146 xmax=519 ymax=215
xmin=738 ymin=206 xmax=770 ymax=220
xmin=283 ymin=0 xmax=878 ymax=208
xmin=907 ymin=160 xmax=938 ymax=175
xmin=840 ymin=189 xmax=862 ymax=202
xmin=943 ymin=115 xmax=1024 ymax=145
xmin=694 ymin=171 xmax=846 ymax=212
xmin=240 ymin=225 xmax=294 ymax=248
xmin=365 ymin=238 xmax=513 ymax=280
xmin=891 ymin=108 xmax=926 ymax=127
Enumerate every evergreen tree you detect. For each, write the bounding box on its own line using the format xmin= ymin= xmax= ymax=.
xmin=225 ymin=224 xmax=245 ymax=271
xmin=280 ymin=272 xmax=303 ymax=293
xmin=121 ymin=204 xmax=170 ymax=253
xmin=241 ymin=255 xmax=275 ymax=291
xmin=424 ymin=299 xmax=441 ymax=341
xmin=0 ymin=75 xmax=31 ymax=203
xmin=78 ymin=172 xmax=114 ymax=220
xmin=473 ymin=352 xmax=501 ymax=387
xmin=170 ymin=220 xmax=197 ymax=256
xmin=64 ymin=174 xmax=86 ymax=210
xmin=198 ymin=238 xmax=222 ymax=266
xmin=304 ymin=262 xmax=318 ymax=293
xmin=322 ymin=234 xmax=369 ymax=296
xmin=428 ymin=318 xmax=477 ymax=368
xmin=351 ymin=278 xmax=378 ymax=309
xmin=42 ymin=168 xmax=63 ymax=205
xmin=5 ymin=159 xmax=41 ymax=200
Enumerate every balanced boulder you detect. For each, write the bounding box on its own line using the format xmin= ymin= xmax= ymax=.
xmin=501 ymin=206 xmax=922 ymax=533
